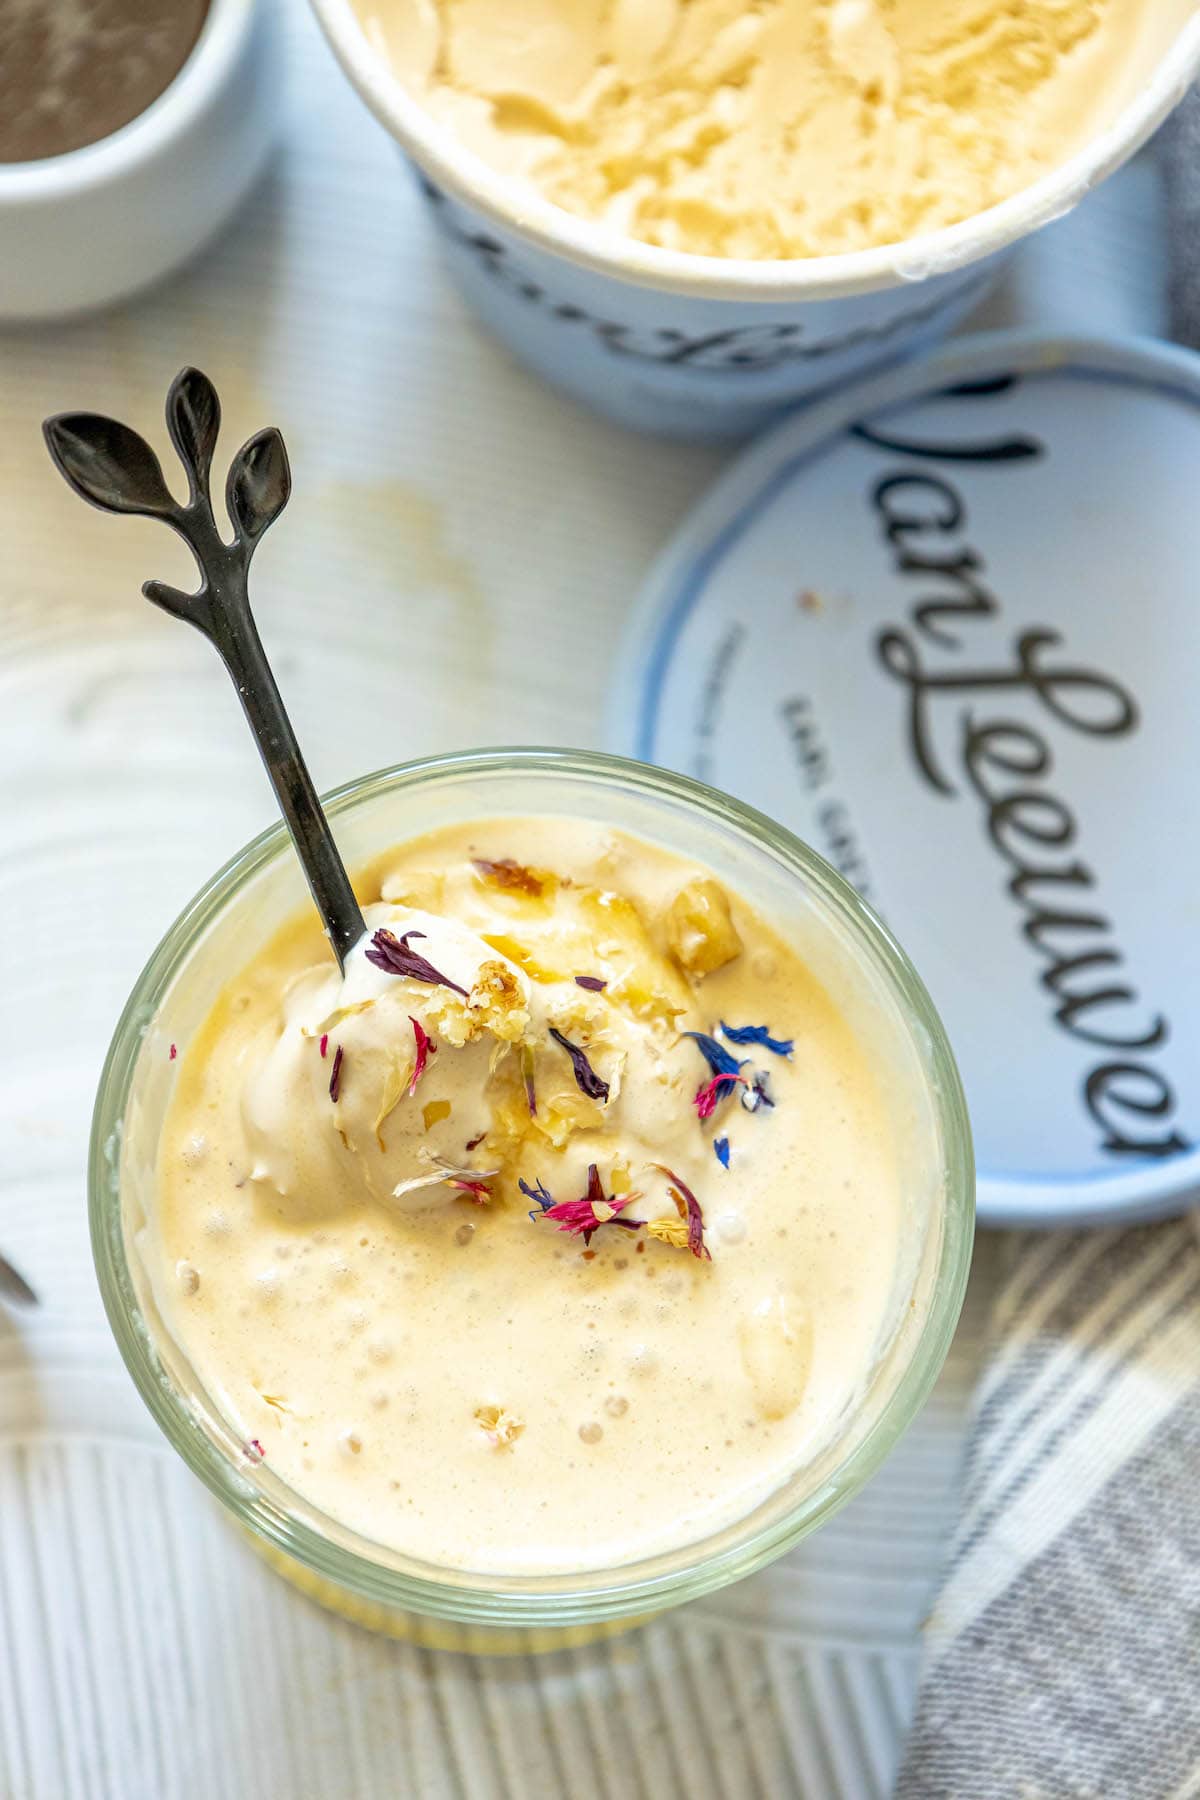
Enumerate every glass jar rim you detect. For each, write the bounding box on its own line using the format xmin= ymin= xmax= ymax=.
xmin=91 ymin=746 xmax=974 ymax=1626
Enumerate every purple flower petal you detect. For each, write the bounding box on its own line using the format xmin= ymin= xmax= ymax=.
xmin=651 ymin=1163 xmax=710 ymax=1261
xmin=574 ymin=975 xmax=607 ymax=991
xmin=713 ymin=1136 xmax=731 ymax=1169
xmin=521 ymin=1045 xmax=537 ymax=1117
xmin=741 ymin=1070 xmax=775 ymax=1112
xmin=549 ymin=1027 xmax=610 ymax=1103
xmin=366 ymin=928 xmax=469 ymax=998
xmin=328 ymin=1043 xmax=344 ymax=1102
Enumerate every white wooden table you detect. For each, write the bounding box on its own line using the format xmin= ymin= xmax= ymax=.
xmin=0 ymin=4 xmax=1172 ymax=1795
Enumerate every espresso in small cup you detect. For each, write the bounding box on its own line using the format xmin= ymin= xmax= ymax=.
xmin=0 ymin=0 xmax=210 ymax=163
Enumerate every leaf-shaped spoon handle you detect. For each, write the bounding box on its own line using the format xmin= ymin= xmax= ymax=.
xmin=43 ymin=369 xmax=365 ymax=972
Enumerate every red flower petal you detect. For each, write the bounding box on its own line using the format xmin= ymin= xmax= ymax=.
xmin=448 ymin=1177 xmax=492 ymax=1203
xmin=542 ymin=1164 xmax=643 ymax=1245
xmin=408 ymin=1016 xmax=436 ymax=1095
xmin=694 ymin=1073 xmax=747 ymax=1120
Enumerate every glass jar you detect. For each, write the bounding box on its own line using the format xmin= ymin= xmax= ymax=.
xmin=91 ymin=748 xmax=974 ymax=1651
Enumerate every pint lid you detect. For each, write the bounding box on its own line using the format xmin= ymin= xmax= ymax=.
xmin=609 ymin=332 xmax=1200 ymax=1228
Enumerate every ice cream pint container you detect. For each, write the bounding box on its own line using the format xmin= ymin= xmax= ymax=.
xmin=409 ymin=175 xmax=999 ymax=440
xmin=310 ymin=0 xmax=1200 ymax=439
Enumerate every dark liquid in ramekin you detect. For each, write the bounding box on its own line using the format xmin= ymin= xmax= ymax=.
xmin=0 ymin=0 xmax=211 ymax=163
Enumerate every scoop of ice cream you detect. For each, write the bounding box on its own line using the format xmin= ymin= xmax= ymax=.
xmin=239 ymin=861 xmax=732 ymax=1230
xmin=241 ymin=906 xmax=511 ymax=1213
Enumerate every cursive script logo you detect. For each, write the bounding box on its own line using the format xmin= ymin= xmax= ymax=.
xmin=866 ymin=384 xmax=1188 ymax=1162
xmin=418 ymin=178 xmax=994 ymax=374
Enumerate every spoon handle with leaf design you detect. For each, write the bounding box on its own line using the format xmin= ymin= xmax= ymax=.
xmin=43 ymin=368 xmax=365 ymax=972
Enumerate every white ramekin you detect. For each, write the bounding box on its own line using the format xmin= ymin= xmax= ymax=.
xmin=0 ymin=0 xmax=280 ymax=324
xmin=309 ymin=0 xmax=1200 ymax=438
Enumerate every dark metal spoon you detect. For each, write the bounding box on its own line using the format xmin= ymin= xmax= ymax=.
xmin=42 ymin=368 xmax=365 ymax=971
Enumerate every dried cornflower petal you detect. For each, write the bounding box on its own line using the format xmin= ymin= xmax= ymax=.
xmin=319 ymin=1032 xmax=329 ymax=1059
xmin=328 ymin=1044 xmax=344 ymax=1103
xmin=651 ymin=1164 xmax=711 ymax=1261
xmin=519 ymin=1176 xmax=555 ymax=1221
xmin=695 ymin=1073 xmax=748 ymax=1119
xmin=574 ymin=975 xmax=607 ymax=991
xmin=169 ymin=1043 xmax=178 ymax=1062
xmin=741 ymin=1071 xmax=775 ymax=1112
xmin=720 ymin=1022 xmax=794 ymax=1057
xmin=448 ymin=1176 xmax=493 ymax=1204
xmin=366 ymin=927 xmax=469 ymax=998
xmin=475 ymin=1404 xmax=524 ymax=1448
xmin=521 ymin=1043 xmax=537 ymax=1116
xmin=408 ymin=1016 xmax=436 ymax=1095
xmin=472 ymin=857 xmax=546 ymax=896
xmin=392 ymin=1155 xmax=500 ymax=1201
xmin=714 ymin=1135 xmax=731 ymax=1169
xmin=246 ymin=1439 xmax=265 ymax=1461
xmin=549 ymin=1027 xmax=609 ymax=1103
xmin=542 ymin=1164 xmax=643 ymax=1246
xmin=682 ymin=1031 xmax=746 ymax=1078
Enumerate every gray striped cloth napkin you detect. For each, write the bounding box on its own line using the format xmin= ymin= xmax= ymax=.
xmin=895 ymin=1218 xmax=1200 ymax=1798
xmin=897 ymin=97 xmax=1200 ymax=1800
xmin=1163 ymin=86 xmax=1200 ymax=349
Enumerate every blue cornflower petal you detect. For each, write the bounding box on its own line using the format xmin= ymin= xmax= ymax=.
xmin=720 ymin=1022 xmax=794 ymax=1058
xmin=713 ymin=1135 xmax=731 ymax=1169
xmin=519 ymin=1176 xmax=555 ymax=1221
xmin=682 ymin=1030 xmax=745 ymax=1077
